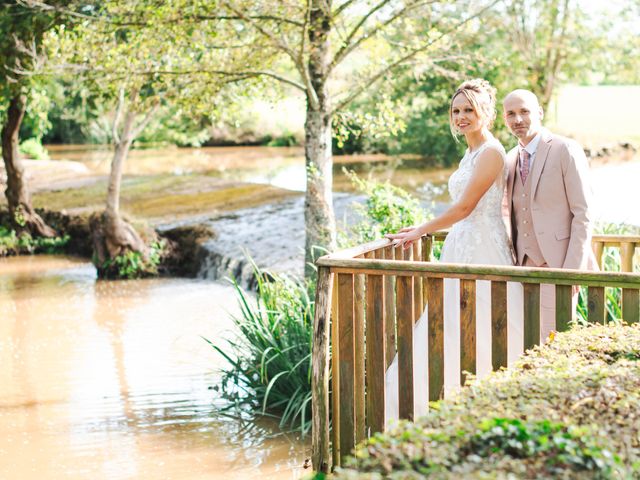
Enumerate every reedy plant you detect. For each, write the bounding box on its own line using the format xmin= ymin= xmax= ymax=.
xmin=206 ymin=260 xmax=314 ymax=434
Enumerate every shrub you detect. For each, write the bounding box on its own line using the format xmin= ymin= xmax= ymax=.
xmin=340 ymin=170 xmax=431 ymax=247
xmin=0 ymin=225 xmax=69 ymax=256
xmin=206 ymin=261 xmax=315 ymax=434
xmin=97 ymin=240 xmax=165 ymax=279
xmin=19 ymin=138 xmax=50 ymax=160
xmin=335 ymin=323 xmax=640 ymax=479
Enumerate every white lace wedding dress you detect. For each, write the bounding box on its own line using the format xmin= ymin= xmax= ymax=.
xmin=385 ymin=135 xmax=524 ymax=422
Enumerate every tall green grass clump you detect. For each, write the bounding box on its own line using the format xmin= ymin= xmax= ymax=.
xmin=207 ymin=261 xmax=314 ymax=434
xmin=575 ymin=222 xmax=640 ymax=324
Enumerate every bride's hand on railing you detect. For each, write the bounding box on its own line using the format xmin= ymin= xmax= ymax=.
xmin=385 ymin=226 xmax=423 ymax=250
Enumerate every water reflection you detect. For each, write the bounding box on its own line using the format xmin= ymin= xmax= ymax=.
xmin=0 ymin=256 xmax=309 ymax=479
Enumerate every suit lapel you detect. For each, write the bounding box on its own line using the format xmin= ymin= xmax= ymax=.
xmin=529 ymin=130 xmax=552 ymax=198
xmin=507 ymin=148 xmax=518 ymax=211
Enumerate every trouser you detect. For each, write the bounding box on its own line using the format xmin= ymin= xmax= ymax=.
xmin=522 ymin=256 xmax=577 ymax=342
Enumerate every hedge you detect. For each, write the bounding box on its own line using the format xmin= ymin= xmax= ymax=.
xmin=334 ymin=323 xmax=640 ymax=479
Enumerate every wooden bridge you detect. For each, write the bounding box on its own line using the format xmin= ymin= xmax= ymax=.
xmin=310 ymin=233 xmax=640 ymax=473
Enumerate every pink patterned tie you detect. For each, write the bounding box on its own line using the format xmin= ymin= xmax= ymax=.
xmin=520 ymin=149 xmax=531 ymax=184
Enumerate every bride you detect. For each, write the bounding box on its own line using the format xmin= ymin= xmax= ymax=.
xmin=385 ymin=79 xmax=523 ymax=421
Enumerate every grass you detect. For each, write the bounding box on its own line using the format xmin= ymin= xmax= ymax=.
xmin=205 ymin=260 xmax=315 ymax=434
xmin=0 ymin=225 xmax=69 ymax=256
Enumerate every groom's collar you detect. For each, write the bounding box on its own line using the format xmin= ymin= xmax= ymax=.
xmin=519 ymin=130 xmax=543 ymax=156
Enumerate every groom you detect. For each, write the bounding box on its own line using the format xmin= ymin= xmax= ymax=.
xmin=502 ymin=89 xmax=597 ymax=341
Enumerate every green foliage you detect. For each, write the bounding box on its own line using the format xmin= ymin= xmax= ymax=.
xmin=19 ymin=138 xmax=50 ymax=160
xmin=206 ymin=261 xmax=314 ymax=434
xmin=340 ymin=170 xmax=430 ymax=247
xmin=0 ymin=225 xmax=69 ymax=256
xmin=574 ymin=222 xmax=640 ymax=324
xmin=98 ymin=240 xmax=165 ymax=279
xmin=337 ymin=323 xmax=640 ymax=478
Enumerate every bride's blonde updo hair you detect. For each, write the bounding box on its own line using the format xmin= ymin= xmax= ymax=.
xmin=449 ymin=78 xmax=497 ymax=138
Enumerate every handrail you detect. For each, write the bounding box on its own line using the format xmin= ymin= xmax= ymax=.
xmin=317 ymin=257 xmax=640 ymax=288
xmin=311 ymin=232 xmax=640 ymax=473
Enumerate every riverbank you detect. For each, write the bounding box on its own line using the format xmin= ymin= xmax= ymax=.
xmin=2 ymin=145 xmax=639 ymax=286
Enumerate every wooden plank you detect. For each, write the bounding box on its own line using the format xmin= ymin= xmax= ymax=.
xmin=555 ymin=284 xmax=573 ymax=333
xmin=428 ymin=277 xmax=444 ymax=401
xmin=459 ymin=279 xmax=476 ymax=385
xmin=491 ymin=281 xmax=508 ymax=370
xmin=422 ymin=235 xmax=433 ymax=262
xmin=337 ymin=273 xmax=355 ymax=461
xmin=383 ymin=246 xmax=396 ymax=368
xmin=620 ymin=242 xmax=635 ymax=273
xmin=330 ymin=273 xmax=340 ymax=467
xmin=365 ymin=271 xmax=385 ymax=435
xmin=413 ymin=240 xmax=423 ymax=323
xmin=622 ymin=288 xmax=640 ymax=324
xmin=319 ymin=233 xmax=640 ymax=263
xmin=353 ymin=273 xmax=366 ymax=444
xmin=311 ymin=267 xmax=333 ymax=473
xmin=422 ymin=236 xmax=432 ymax=310
xmin=592 ymin=241 xmax=604 ymax=269
xmin=588 ymin=286 xmax=606 ymax=324
xmin=523 ymin=283 xmax=541 ymax=350
xmin=315 ymin=259 xmax=640 ymax=289
xmin=396 ymin=272 xmax=414 ymax=420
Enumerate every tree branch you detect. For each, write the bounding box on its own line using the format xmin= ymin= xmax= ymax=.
xmin=131 ymin=99 xmax=161 ymax=139
xmin=332 ymin=0 xmax=357 ymax=18
xmin=329 ymin=0 xmax=437 ymax=73
xmin=112 ymin=87 xmax=125 ymax=144
xmin=331 ymin=0 xmax=501 ymax=114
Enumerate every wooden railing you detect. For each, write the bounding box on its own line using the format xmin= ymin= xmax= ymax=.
xmin=310 ymin=233 xmax=640 ymax=473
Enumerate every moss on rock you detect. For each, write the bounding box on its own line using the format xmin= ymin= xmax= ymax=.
xmin=335 ymin=323 xmax=640 ymax=479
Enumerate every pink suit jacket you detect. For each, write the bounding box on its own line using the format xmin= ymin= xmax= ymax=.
xmin=505 ymin=129 xmax=597 ymax=270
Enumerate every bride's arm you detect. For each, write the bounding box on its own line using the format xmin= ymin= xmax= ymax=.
xmin=386 ymin=148 xmax=504 ymax=249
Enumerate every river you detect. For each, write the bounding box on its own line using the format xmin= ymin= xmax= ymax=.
xmin=0 ymin=256 xmax=309 ymax=480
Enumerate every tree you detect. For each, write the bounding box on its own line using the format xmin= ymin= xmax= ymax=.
xmin=0 ymin=0 xmax=72 ymax=236
xmin=212 ymin=0 xmax=499 ymax=278
xmin=47 ymin=0 xmax=269 ymax=276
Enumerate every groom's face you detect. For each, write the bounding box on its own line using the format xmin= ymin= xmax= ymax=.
xmin=503 ymin=94 xmax=543 ymax=145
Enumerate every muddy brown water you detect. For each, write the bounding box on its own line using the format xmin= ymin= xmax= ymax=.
xmin=0 ymin=256 xmax=309 ymax=479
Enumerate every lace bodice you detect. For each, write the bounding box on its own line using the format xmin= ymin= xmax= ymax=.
xmin=440 ymin=136 xmax=514 ymax=265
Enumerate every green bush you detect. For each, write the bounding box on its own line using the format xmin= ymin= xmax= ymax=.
xmin=207 ymin=261 xmax=315 ymax=434
xmin=335 ymin=323 xmax=640 ymax=479
xmin=19 ymin=138 xmax=50 ymax=160
xmin=0 ymin=225 xmax=69 ymax=256
xmin=340 ymin=170 xmax=431 ymax=247
xmin=98 ymin=240 xmax=165 ymax=279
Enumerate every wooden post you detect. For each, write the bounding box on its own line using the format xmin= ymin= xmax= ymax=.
xmin=383 ymin=246 xmax=396 ymax=368
xmin=337 ymin=273 xmax=355 ymax=463
xmin=622 ymin=288 xmax=639 ymax=324
xmin=365 ymin=263 xmax=386 ymax=435
xmin=428 ymin=277 xmax=444 ymax=401
xmin=330 ymin=274 xmax=340 ymax=467
xmin=413 ymin=240 xmax=423 ymax=322
xmin=353 ymin=271 xmax=366 ymax=444
xmin=491 ymin=281 xmax=508 ymax=370
xmin=422 ymin=235 xmax=432 ymax=310
xmin=592 ymin=240 xmax=604 ymax=269
xmin=396 ymin=271 xmax=415 ymax=420
xmin=459 ymin=279 xmax=476 ymax=385
xmin=312 ymin=267 xmax=333 ymax=473
xmin=555 ymin=284 xmax=573 ymax=332
xmin=588 ymin=286 xmax=606 ymax=324
xmin=523 ymin=283 xmax=541 ymax=350
xmin=620 ymin=242 xmax=635 ymax=273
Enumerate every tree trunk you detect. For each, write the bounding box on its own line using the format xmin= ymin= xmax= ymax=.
xmin=1 ymin=94 xmax=56 ymax=237
xmin=90 ymin=106 xmax=147 ymax=277
xmin=304 ymin=0 xmax=336 ymax=280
